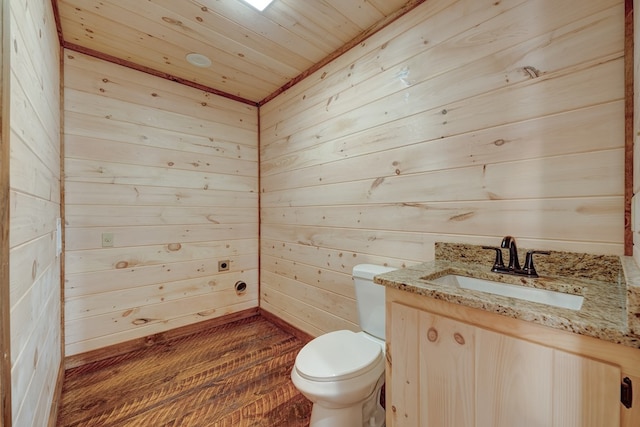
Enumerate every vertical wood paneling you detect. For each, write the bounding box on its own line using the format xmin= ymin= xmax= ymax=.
xmin=419 ymin=311 xmax=475 ymax=426
xmin=388 ymin=302 xmax=419 ymax=427
xmin=260 ymin=0 xmax=626 ymax=336
xmin=552 ymin=351 xmax=620 ymax=426
xmin=476 ymin=329 xmax=554 ymax=426
xmin=63 ymin=52 xmax=259 ymax=356
xmin=8 ymin=0 xmax=61 ymax=426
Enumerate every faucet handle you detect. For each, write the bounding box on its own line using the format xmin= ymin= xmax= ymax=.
xmin=482 ymin=246 xmax=508 ymax=273
xmin=521 ymin=250 xmax=551 ymax=277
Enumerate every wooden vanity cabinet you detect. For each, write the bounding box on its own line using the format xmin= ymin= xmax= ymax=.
xmin=386 ymin=287 xmax=640 ymax=427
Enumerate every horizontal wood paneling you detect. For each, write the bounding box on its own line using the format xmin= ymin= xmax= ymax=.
xmin=65 ymin=205 xmax=257 ymax=228
xmin=262 ymin=57 xmax=623 ymax=162
xmin=262 ymin=152 xmax=623 ymax=207
xmin=64 ymin=181 xmax=257 ymax=207
xmin=64 ymin=276 xmax=257 ymax=344
xmin=65 ymin=238 xmax=256 ymax=274
xmin=260 ymin=0 xmax=626 ymax=337
xmin=64 ymin=271 xmax=256 ymax=321
xmin=260 ymin=0 xmax=622 ymax=130
xmin=261 ymin=102 xmax=623 ymax=181
xmin=262 ymin=198 xmax=623 ymax=242
xmin=64 ymin=51 xmax=259 ymax=356
xmin=9 ymin=0 xmax=61 ymax=425
xmin=65 ymin=254 xmax=258 ymax=298
xmin=63 ymin=113 xmax=257 ymax=159
xmin=64 ymin=90 xmax=257 ymax=143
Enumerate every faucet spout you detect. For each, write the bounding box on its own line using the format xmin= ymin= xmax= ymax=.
xmin=501 ymin=235 xmax=521 ymax=271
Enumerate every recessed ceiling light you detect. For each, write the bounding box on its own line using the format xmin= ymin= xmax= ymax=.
xmin=185 ymin=53 xmax=212 ymax=68
xmin=241 ymin=0 xmax=274 ymax=11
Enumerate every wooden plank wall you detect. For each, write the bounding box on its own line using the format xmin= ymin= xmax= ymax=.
xmin=63 ymin=52 xmax=259 ymax=356
xmin=0 ymin=0 xmax=9 ymax=424
xmin=9 ymin=0 xmax=62 ymax=425
xmin=260 ymin=0 xmax=626 ymax=337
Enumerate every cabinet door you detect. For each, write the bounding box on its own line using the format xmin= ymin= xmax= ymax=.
xmin=553 ymin=350 xmax=620 ymax=427
xmin=476 ymin=328 xmax=554 ymax=427
xmin=390 ymin=303 xmax=476 ymax=427
xmin=476 ymin=328 xmax=621 ymax=427
xmin=389 ymin=303 xmax=622 ymax=427
xmin=419 ymin=311 xmax=475 ymax=427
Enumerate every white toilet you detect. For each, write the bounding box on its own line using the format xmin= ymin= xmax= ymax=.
xmin=291 ymin=264 xmax=396 ymax=427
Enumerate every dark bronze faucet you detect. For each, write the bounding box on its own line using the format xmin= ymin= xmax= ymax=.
xmin=501 ymin=235 xmax=520 ymax=271
xmin=483 ymin=236 xmax=550 ymax=278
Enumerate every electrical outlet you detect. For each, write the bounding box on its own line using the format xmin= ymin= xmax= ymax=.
xmin=218 ymin=260 xmax=230 ymax=271
xmin=102 ymin=232 xmax=114 ymax=248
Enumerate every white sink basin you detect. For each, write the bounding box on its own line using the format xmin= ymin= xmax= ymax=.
xmin=429 ymin=274 xmax=584 ymax=310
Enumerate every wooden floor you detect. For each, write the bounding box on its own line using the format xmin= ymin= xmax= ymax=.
xmin=56 ymin=315 xmax=312 ymax=426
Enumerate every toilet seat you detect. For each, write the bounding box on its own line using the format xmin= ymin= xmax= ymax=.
xmin=295 ymin=330 xmax=383 ymax=382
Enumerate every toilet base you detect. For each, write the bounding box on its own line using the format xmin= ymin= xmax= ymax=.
xmin=308 ymin=383 xmax=385 ymax=427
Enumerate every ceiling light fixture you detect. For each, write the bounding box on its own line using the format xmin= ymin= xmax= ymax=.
xmin=240 ymin=0 xmax=274 ymax=12
xmin=185 ymin=53 xmax=212 ymax=68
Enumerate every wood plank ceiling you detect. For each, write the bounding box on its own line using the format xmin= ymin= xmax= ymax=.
xmin=55 ymin=0 xmax=425 ymax=105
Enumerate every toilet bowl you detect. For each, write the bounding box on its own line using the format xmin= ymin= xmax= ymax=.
xmin=291 ymin=264 xmax=396 ymax=427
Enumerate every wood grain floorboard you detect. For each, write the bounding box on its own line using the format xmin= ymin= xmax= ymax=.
xmin=56 ymin=315 xmax=312 ymax=426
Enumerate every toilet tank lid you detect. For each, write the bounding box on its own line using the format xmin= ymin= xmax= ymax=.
xmin=352 ymin=264 xmax=396 ymax=280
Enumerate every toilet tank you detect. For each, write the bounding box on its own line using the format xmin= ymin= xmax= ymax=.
xmin=352 ymin=264 xmax=396 ymax=341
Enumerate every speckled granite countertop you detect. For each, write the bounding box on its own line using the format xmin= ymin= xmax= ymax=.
xmin=374 ymin=243 xmax=640 ymax=349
